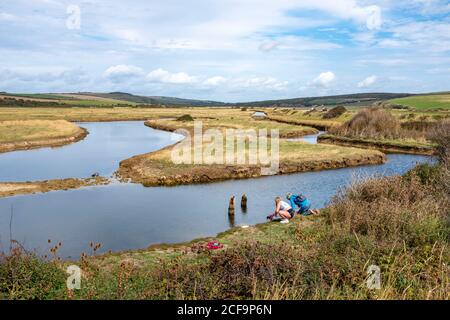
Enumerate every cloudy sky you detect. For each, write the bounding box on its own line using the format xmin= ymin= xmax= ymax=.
xmin=0 ymin=0 xmax=449 ymax=102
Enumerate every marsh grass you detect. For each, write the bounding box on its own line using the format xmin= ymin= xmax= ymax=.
xmin=329 ymin=107 xmax=448 ymax=146
xmin=0 ymin=120 xmax=82 ymax=143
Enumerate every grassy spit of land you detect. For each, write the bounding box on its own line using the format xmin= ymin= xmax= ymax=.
xmin=0 ymin=120 xmax=87 ymax=153
xmin=116 ymin=118 xmax=384 ymax=186
xmin=0 ymin=177 xmax=110 ymax=198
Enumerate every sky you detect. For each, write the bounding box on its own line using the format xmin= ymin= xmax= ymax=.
xmin=0 ymin=0 xmax=449 ymax=102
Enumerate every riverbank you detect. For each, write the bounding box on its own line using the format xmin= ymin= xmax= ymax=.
xmin=0 ymin=176 xmax=110 ymax=198
xmin=0 ymin=120 xmax=88 ymax=153
xmin=318 ymin=134 xmax=436 ymax=155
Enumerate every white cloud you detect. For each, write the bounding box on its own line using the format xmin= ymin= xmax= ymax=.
xmin=203 ymin=76 xmax=227 ymax=86
xmin=103 ymin=65 xmax=144 ymax=81
xmin=146 ymin=68 xmax=196 ymax=84
xmin=311 ymin=71 xmax=336 ymax=88
xmin=358 ymin=75 xmax=377 ymax=88
xmin=240 ymin=76 xmax=289 ymax=90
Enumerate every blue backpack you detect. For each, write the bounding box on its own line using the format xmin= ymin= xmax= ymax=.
xmin=293 ymin=194 xmax=307 ymax=206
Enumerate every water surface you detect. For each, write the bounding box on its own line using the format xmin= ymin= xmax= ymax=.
xmin=0 ymin=121 xmax=182 ymax=182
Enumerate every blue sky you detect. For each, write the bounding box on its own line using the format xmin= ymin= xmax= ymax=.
xmin=0 ymin=0 xmax=449 ymax=102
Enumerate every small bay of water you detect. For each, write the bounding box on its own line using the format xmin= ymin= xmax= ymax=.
xmin=0 ymin=121 xmax=182 ymax=182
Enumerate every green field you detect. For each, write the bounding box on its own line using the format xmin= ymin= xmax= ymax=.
xmin=0 ymin=93 xmax=138 ymax=106
xmin=390 ymin=94 xmax=450 ymax=110
xmin=3 ymin=93 xmax=74 ymax=100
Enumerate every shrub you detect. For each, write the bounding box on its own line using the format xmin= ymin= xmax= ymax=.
xmin=329 ymin=107 xmax=438 ymax=141
xmin=330 ymin=107 xmax=401 ymax=139
xmin=176 ymin=114 xmax=194 ymax=121
xmin=322 ymin=106 xmax=347 ymax=119
xmin=0 ymin=245 xmax=66 ymax=299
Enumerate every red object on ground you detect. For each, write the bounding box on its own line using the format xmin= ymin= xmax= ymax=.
xmin=207 ymin=241 xmax=223 ymax=250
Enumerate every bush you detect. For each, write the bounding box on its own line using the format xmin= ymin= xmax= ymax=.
xmin=322 ymin=106 xmax=347 ymax=119
xmin=149 ymin=242 xmax=305 ymax=299
xmin=330 ymin=107 xmax=401 ymax=139
xmin=176 ymin=114 xmax=194 ymax=121
xmin=325 ymin=172 xmax=447 ymax=243
xmin=0 ymin=245 xmax=66 ymax=299
xmin=329 ymin=107 xmax=437 ymax=141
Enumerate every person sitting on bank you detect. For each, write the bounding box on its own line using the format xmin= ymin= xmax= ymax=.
xmin=286 ymin=192 xmax=319 ymax=216
xmin=271 ymin=196 xmax=295 ymax=224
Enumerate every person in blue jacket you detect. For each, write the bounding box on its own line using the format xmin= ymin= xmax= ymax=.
xmin=286 ymin=193 xmax=319 ymax=216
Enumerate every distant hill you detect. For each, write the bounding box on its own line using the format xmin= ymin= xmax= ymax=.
xmin=235 ymin=93 xmax=413 ymax=107
xmin=72 ymin=92 xmax=414 ymax=108
xmin=3 ymin=91 xmax=440 ymax=108
xmin=77 ymin=92 xmax=227 ymax=106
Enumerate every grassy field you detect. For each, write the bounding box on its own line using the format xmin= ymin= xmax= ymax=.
xmin=0 ymin=120 xmax=83 ymax=143
xmin=390 ymin=94 xmax=450 ymax=110
xmin=0 ymin=93 xmax=138 ymax=107
xmin=0 ymin=107 xmax=252 ymax=121
xmin=143 ymin=115 xmax=318 ymax=138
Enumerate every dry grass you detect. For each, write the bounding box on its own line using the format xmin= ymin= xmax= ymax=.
xmin=145 ymin=116 xmax=318 ymax=138
xmin=329 ymin=107 xmax=441 ymax=144
xmin=0 ymin=120 xmax=82 ymax=143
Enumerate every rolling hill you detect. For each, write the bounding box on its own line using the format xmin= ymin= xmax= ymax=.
xmin=76 ymin=92 xmax=226 ymax=106
xmin=2 ymin=91 xmax=449 ymax=109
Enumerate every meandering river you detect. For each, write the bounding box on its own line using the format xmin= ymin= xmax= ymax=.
xmin=0 ymin=122 xmax=432 ymax=258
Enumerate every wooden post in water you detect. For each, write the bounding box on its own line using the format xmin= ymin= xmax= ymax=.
xmin=228 ymin=196 xmax=235 ymax=216
xmin=241 ymin=194 xmax=247 ymax=211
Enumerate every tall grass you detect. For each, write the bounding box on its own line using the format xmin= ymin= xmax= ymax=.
xmin=329 ymin=107 xmax=442 ymax=142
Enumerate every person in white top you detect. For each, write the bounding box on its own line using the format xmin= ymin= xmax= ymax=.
xmin=274 ymin=196 xmax=295 ymax=223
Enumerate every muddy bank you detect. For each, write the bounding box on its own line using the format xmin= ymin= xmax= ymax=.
xmin=318 ymin=134 xmax=436 ymax=155
xmin=117 ymin=150 xmax=385 ymax=187
xmin=0 ymin=176 xmax=110 ymax=198
xmin=0 ymin=127 xmax=88 ymax=154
